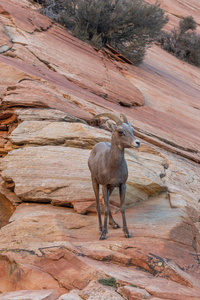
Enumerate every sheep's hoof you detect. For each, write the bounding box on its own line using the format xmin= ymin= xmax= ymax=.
xmin=100 ymin=232 xmax=107 ymax=240
xmin=109 ymin=221 xmax=120 ymax=229
xmin=124 ymin=231 xmax=131 ymax=238
xmin=113 ymin=223 xmax=120 ymax=229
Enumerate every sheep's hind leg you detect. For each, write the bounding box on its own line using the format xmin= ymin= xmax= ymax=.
xmin=109 ymin=211 xmax=120 ymax=229
xmin=92 ymin=178 xmax=102 ymax=234
xmin=119 ymin=183 xmax=131 ymax=238
xmin=100 ymin=185 xmax=109 ymax=240
xmin=108 ymin=187 xmax=120 ymax=229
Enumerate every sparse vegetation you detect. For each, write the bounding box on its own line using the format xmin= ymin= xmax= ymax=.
xmin=158 ymin=16 xmax=200 ymax=67
xmin=34 ymin=0 xmax=168 ymax=65
xmin=131 ymin=284 xmax=138 ymax=288
xmin=98 ymin=277 xmax=117 ymax=287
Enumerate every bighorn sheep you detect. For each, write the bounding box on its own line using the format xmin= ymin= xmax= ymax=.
xmin=88 ymin=113 xmax=140 ymax=240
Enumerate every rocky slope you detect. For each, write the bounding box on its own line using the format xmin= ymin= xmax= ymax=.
xmin=0 ymin=0 xmax=200 ymax=299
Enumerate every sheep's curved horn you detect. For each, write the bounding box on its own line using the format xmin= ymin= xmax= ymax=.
xmin=120 ymin=113 xmax=128 ymax=124
xmin=94 ymin=113 xmax=122 ymax=125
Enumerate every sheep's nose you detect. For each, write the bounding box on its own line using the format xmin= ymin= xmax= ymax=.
xmin=135 ymin=140 xmax=140 ymax=148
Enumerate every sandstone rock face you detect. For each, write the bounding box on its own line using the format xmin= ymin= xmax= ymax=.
xmin=8 ymin=111 xmax=110 ymax=147
xmin=0 ymin=201 xmax=200 ymax=298
xmin=79 ymin=280 xmax=124 ymax=300
xmin=1 ymin=146 xmax=94 ymax=205
xmin=146 ymin=0 xmax=200 ymax=32
xmin=0 ymin=21 xmax=12 ymax=54
xmin=0 ymin=192 xmax=14 ymax=228
xmin=1 ymin=115 xmax=168 ymax=208
xmin=0 ymin=0 xmax=200 ymax=299
xmin=0 ymin=0 xmax=199 ymax=163
xmin=0 ymin=289 xmax=59 ymax=300
xmin=58 ymin=290 xmax=82 ymax=300
xmin=118 ymin=285 xmax=151 ymax=299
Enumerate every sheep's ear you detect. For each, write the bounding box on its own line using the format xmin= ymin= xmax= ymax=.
xmin=128 ymin=121 xmax=132 ymax=126
xmin=106 ymin=120 xmax=116 ymax=132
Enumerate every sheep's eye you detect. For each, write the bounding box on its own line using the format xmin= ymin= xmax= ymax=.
xmin=118 ymin=129 xmax=124 ymax=136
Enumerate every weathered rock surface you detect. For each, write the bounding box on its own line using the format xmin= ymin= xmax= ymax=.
xmin=0 ymin=21 xmax=12 ymax=54
xmin=0 ymin=192 xmax=14 ymax=227
xmin=146 ymin=0 xmax=200 ymax=33
xmin=0 ymin=289 xmax=59 ymax=300
xmin=15 ymin=108 xmax=87 ymax=123
xmin=0 ymin=146 xmax=165 ymax=208
xmin=118 ymin=285 xmax=151 ymax=299
xmin=8 ymin=112 xmax=110 ymax=148
xmin=58 ymin=290 xmax=82 ymax=300
xmin=1 ymin=114 xmax=170 ymax=208
xmin=0 ymin=200 xmax=200 ymax=298
xmin=79 ymin=280 xmax=125 ymax=300
xmin=0 ymin=0 xmax=200 ymax=299
xmin=3 ymin=112 xmax=200 ymax=212
xmin=0 ymin=0 xmax=199 ymax=162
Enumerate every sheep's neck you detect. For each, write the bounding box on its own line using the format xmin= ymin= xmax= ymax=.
xmin=109 ymin=142 xmax=125 ymax=168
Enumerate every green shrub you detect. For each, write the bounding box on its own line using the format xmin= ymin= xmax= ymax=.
xmin=158 ymin=16 xmax=200 ymax=67
xmin=39 ymin=0 xmax=168 ymax=65
xmin=98 ymin=277 xmax=117 ymax=287
xmin=179 ymin=15 xmax=197 ymax=34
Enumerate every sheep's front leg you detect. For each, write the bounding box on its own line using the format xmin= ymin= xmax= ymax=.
xmin=100 ymin=185 xmax=109 ymax=240
xmin=119 ymin=183 xmax=131 ymax=238
xmin=92 ymin=178 xmax=102 ymax=234
xmin=108 ymin=187 xmax=120 ymax=229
